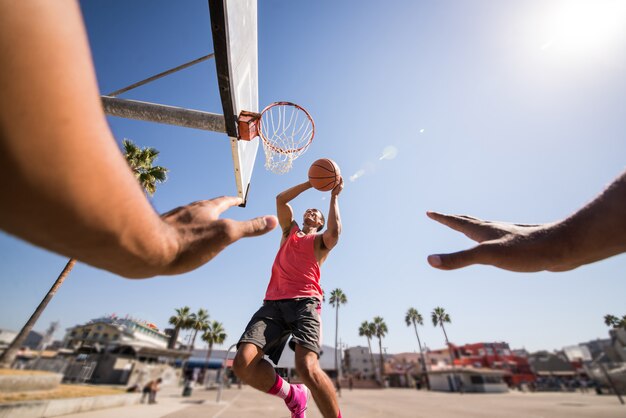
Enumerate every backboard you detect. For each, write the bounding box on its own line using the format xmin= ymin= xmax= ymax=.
xmin=209 ymin=0 xmax=259 ymax=206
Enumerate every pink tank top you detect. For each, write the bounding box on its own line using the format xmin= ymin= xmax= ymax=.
xmin=264 ymin=224 xmax=322 ymax=301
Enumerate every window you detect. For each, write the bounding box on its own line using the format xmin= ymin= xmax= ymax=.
xmin=113 ymin=334 xmax=119 ymax=340
xmin=102 ymin=333 xmax=108 ymax=340
xmin=96 ymin=325 xmax=103 ymax=331
xmin=93 ymin=333 xmax=100 ymax=339
xmin=470 ymin=376 xmax=484 ymax=384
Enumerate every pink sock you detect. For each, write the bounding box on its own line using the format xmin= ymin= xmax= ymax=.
xmin=267 ymin=374 xmax=292 ymax=400
xmin=338 ymin=412 xmax=342 ymax=418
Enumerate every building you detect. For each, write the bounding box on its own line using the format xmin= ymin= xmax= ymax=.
xmin=454 ymin=342 xmax=535 ymax=387
xmin=344 ymin=346 xmax=377 ymax=379
xmin=0 ymin=328 xmax=46 ymax=353
xmin=385 ymin=352 xmax=427 ymax=388
xmin=428 ymin=368 xmax=508 ymax=393
xmin=63 ymin=314 xmax=169 ymax=351
xmin=59 ymin=315 xmax=187 ymax=385
xmin=527 ymin=350 xmax=577 ymax=390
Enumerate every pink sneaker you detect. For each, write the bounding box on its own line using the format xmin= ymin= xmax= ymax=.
xmin=285 ymin=383 xmax=309 ymax=418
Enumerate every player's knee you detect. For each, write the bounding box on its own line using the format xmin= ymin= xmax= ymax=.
xmin=231 ymin=352 xmax=250 ymax=379
xmin=295 ymin=355 xmax=319 ymax=381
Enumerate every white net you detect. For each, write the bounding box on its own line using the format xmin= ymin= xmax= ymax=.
xmin=259 ymin=102 xmax=314 ymax=174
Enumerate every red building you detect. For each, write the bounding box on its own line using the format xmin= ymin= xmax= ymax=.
xmin=453 ymin=342 xmax=535 ymax=387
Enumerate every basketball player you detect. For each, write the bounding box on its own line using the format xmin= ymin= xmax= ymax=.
xmin=232 ymin=177 xmax=344 ymax=418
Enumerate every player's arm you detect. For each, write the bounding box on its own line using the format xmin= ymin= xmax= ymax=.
xmin=0 ymin=1 xmax=276 ymax=278
xmin=427 ymin=170 xmax=626 ymax=272
xmin=322 ymin=177 xmax=344 ymax=250
xmin=276 ymin=181 xmax=313 ymax=233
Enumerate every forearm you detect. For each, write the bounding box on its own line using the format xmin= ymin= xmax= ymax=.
xmin=555 ymin=170 xmax=626 ymax=269
xmin=326 ymin=195 xmax=342 ymax=237
xmin=0 ymin=0 xmax=178 ymax=278
xmin=276 ymin=181 xmax=312 ymax=203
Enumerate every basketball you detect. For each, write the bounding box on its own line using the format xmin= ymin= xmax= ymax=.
xmin=308 ymin=158 xmax=341 ymax=191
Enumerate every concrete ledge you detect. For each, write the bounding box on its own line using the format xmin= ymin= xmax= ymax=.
xmin=0 ymin=393 xmax=140 ymax=418
xmin=0 ymin=373 xmax=63 ymax=393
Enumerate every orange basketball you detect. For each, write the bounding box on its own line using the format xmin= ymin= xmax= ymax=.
xmin=308 ymin=158 xmax=341 ymax=191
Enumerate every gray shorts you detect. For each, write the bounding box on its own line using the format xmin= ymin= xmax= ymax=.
xmin=237 ymin=297 xmax=322 ymax=365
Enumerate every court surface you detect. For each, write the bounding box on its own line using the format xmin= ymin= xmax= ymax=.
xmin=59 ymin=384 xmax=625 ymax=418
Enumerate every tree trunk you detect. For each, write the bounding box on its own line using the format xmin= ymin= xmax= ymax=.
xmin=440 ymin=323 xmax=460 ymax=393
xmin=168 ymin=325 xmax=180 ymax=349
xmin=334 ymin=305 xmax=339 ymax=379
xmin=378 ymin=337 xmax=385 ymax=383
xmin=189 ymin=329 xmax=199 ymax=352
xmin=0 ymin=258 xmax=76 ymax=369
xmin=202 ymin=343 xmax=214 ymax=382
xmin=413 ymin=322 xmax=429 ymax=390
xmin=366 ymin=338 xmax=377 ymax=380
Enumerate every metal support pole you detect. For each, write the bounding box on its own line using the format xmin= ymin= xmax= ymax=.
xmin=216 ymin=343 xmax=238 ymax=404
xmin=106 ymin=54 xmax=214 ymax=97
xmin=101 ymin=96 xmax=226 ymax=133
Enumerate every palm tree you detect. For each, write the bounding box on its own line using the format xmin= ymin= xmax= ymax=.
xmin=358 ymin=321 xmax=377 ymax=379
xmin=168 ymin=306 xmax=193 ymax=349
xmin=604 ymin=314 xmax=626 ymax=329
xmin=188 ymin=308 xmax=210 ymax=352
xmin=122 ymin=139 xmax=168 ymax=196
xmin=201 ymin=321 xmax=227 ymax=371
xmin=431 ymin=306 xmax=459 ymax=392
xmin=373 ymin=316 xmax=388 ymax=382
xmin=405 ymin=307 xmax=429 ymax=389
xmin=0 ymin=139 xmax=168 ymax=369
xmin=329 ymin=288 xmax=347 ymax=379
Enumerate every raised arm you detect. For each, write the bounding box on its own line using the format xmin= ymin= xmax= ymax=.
xmin=276 ymin=181 xmax=313 ymax=233
xmin=322 ymin=178 xmax=344 ymax=251
xmin=427 ymin=170 xmax=626 ymax=272
xmin=0 ymin=1 xmax=276 ymax=278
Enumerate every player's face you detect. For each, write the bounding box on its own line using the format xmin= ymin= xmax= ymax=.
xmin=303 ymin=209 xmax=323 ymax=227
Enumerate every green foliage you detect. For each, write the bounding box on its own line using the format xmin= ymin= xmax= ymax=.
xmin=431 ymin=306 xmax=451 ymax=327
xmin=373 ymin=316 xmax=388 ymax=338
xmin=122 ymin=138 xmax=168 ymax=196
xmin=201 ymin=321 xmax=227 ymax=347
xmin=405 ymin=307 xmax=423 ymax=327
xmin=604 ymin=314 xmax=626 ymax=329
xmin=169 ymin=306 xmax=193 ymax=329
xmin=329 ymin=288 xmax=347 ymax=307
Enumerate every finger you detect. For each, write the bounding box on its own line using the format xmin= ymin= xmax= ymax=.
xmin=426 ymin=211 xmax=484 ymax=233
xmin=427 ymin=245 xmax=490 ymax=270
xmin=228 ymin=215 xmax=278 ymax=240
xmin=208 ymin=196 xmax=244 ymax=213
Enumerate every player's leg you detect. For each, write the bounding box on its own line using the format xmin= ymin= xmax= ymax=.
xmin=232 ymin=301 xmax=300 ymax=412
xmin=288 ymin=297 xmax=341 ymax=418
xmin=294 ymin=344 xmax=340 ymax=418
xmin=232 ymin=342 xmax=276 ymax=391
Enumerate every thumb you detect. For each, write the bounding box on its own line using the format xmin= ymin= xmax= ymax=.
xmin=427 ymin=245 xmax=489 ymax=270
xmin=230 ymin=215 xmax=278 ymax=239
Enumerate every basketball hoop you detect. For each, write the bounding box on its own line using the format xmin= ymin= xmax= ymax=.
xmin=238 ymin=102 xmax=315 ymax=174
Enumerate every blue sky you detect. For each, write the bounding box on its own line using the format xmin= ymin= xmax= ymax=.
xmin=1 ymin=0 xmax=625 ymax=355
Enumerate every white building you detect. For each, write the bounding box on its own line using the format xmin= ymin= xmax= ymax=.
xmin=428 ymin=368 xmax=508 ymax=393
xmin=345 ymin=346 xmax=377 ymax=378
xmin=63 ymin=315 xmax=169 ymax=351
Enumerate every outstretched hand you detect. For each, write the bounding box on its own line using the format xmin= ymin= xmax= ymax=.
xmin=331 ymin=177 xmax=344 ymax=197
xmin=161 ymin=196 xmax=277 ymax=275
xmin=426 ymin=211 xmax=573 ymax=272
